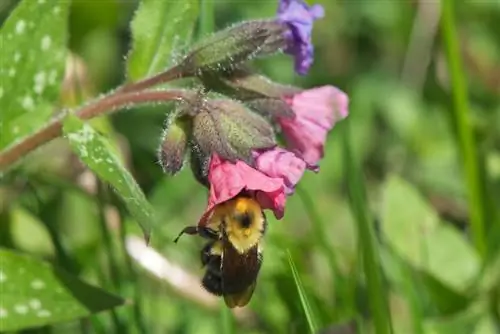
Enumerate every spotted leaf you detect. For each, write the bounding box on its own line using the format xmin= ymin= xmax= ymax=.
xmin=0 ymin=0 xmax=70 ymax=149
xmin=0 ymin=248 xmax=124 ymax=331
xmin=62 ymin=115 xmax=156 ymax=241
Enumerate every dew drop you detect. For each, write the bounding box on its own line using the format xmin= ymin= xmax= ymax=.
xmin=15 ymin=20 xmax=26 ymax=34
xmin=41 ymin=36 xmax=51 ymax=51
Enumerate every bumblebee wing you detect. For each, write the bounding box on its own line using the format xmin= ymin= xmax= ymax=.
xmin=221 ymin=239 xmax=262 ymax=307
xmin=223 ymin=281 xmax=257 ymax=308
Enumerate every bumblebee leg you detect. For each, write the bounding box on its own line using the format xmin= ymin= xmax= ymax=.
xmin=173 ymin=226 xmax=198 ymax=243
xmin=198 ymin=227 xmax=219 ymax=240
xmin=200 ymin=242 xmax=215 ymax=266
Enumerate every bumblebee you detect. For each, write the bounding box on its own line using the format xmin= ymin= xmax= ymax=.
xmin=174 ymin=194 xmax=267 ymax=308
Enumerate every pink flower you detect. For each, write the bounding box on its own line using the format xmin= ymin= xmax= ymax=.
xmin=278 ymin=85 xmax=349 ymax=170
xmin=253 ymin=148 xmax=306 ymax=195
xmin=198 ymin=153 xmax=286 ymax=226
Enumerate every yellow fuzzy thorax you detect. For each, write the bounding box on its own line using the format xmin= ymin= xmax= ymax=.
xmin=207 ymin=196 xmax=265 ymax=254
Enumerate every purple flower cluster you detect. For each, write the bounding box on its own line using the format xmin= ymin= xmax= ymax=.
xmin=276 ymin=0 xmax=324 ymax=75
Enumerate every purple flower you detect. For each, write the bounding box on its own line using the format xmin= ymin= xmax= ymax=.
xmin=276 ymin=0 xmax=324 ymax=75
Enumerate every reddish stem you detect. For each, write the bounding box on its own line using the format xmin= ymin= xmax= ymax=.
xmin=0 ymin=90 xmax=188 ymax=171
xmin=118 ymin=66 xmax=187 ymax=94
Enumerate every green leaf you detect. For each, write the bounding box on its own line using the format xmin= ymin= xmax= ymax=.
xmin=62 ymin=115 xmax=155 ymax=241
xmin=0 ymin=248 xmax=124 ymax=331
xmin=126 ymin=0 xmax=199 ymax=81
xmin=0 ymin=0 xmax=70 ymax=149
xmin=381 ymin=175 xmax=481 ymax=292
xmin=287 ymin=250 xmax=318 ymax=334
xmin=381 ymin=247 xmax=470 ymax=317
xmin=423 ymin=301 xmax=495 ymax=334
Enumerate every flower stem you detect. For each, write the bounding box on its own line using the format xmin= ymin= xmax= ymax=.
xmin=0 ymin=90 xmax=188 ymax=171
xmin=440 ymin=0 xmax=486 ymax=258
xmin=118 ymin=66 xmax=184 ymax=93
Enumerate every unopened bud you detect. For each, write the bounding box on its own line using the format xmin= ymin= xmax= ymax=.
xmin=192 ymin=97 xmax=276 ymax=164
xmin=158 ymin=115 xmax=190 ymax=175
xmin=178 ymin=20 xmax=287 ymax=76
xmin=201 ymin=67 xmax=300 ymax=119
xmin=245 ymin=98 xmax=294 ymax=119
xmin=189 ymin=142 xmax=210 ymax=188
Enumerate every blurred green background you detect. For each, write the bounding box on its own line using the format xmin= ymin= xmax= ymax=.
xmin=1 ymin=0 xmax=499 ymax=333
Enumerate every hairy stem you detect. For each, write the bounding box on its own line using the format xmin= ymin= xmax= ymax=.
xmin=118 ymin=66 xmax=185 ymax=93
xmin=0 ymin=90 xmax=188 ymax=171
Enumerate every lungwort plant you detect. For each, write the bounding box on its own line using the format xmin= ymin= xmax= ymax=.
xmin=0 ymin=0 xmax=349 ymax=331
xmin=1 ymin=0 xmax=499 ymax=333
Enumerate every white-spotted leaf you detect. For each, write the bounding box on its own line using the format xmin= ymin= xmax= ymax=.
xmin=126 ymin=0 xmax=199 ymax=80
xmin=0 ymin=0 xmax=70 ymax=149
xmin=0 ymin=248 xmax=124 ymax=331
xmin=381 ymin=175 xmax=480 ymax=292
xmin=62 ymin=115 xmax=155 ymax=241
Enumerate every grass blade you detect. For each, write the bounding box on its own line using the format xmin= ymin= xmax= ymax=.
xmin=220 ymin=302 xmax=235 ymax=334
xmin=199 ymin=0 xmax=215 ymax=37
xmin=440 ymin=0 xmax=486 ymax=258
xmin=296 ymin=186 xmax=355 ymax=315
xmin=341 ymin=121 xmax=393 ymax=334
xmin=287 ymin=250 xmax=318 ymax=333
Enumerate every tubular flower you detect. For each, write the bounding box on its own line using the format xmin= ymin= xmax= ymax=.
xmin=276 ymin=0 xmax=324 ymax=75
xmin=198 ymin=153 xmax=287 ymax=226
xmin=278 ymin=86 xmax=349 ymax=170
xmin=253 ymin=148 xmax=306 ymax=195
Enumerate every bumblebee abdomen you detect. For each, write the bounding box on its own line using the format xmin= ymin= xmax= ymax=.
xmin=202 ymin=271 xmax=223 ymax=296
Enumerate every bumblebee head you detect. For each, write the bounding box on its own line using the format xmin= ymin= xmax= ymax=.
xmin=222 ymin=196 xmax=266 ymax=254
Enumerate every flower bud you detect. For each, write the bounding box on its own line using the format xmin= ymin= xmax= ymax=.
xmin=192 ymin=97 xmax=276 ymax=164
xmin=177 ymin=20 xmax=287 ymax=76
xmin=201 ymin=67 xmax=300 ymax=119
xmin=158 ymin=115 xmax=190 ymax=175
xmin=189 ymin=142 xmax=210 ymax=188
xmin=244 ymin=98 xmax=294 ymax=120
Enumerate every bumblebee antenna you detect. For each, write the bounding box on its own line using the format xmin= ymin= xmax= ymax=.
xmin=173 ymin=226 xmax=198 ymax=243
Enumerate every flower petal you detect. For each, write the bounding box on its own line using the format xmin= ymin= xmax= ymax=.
xmin=279 ymin=86 xmax=349 ymax=168
xmin=199 ymin=154 xmax=286 ymax=225
xmin=253 ymin=148 xmax=306 ymax=195
xmin=276 ymin=0 xmax=324 ymax=75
